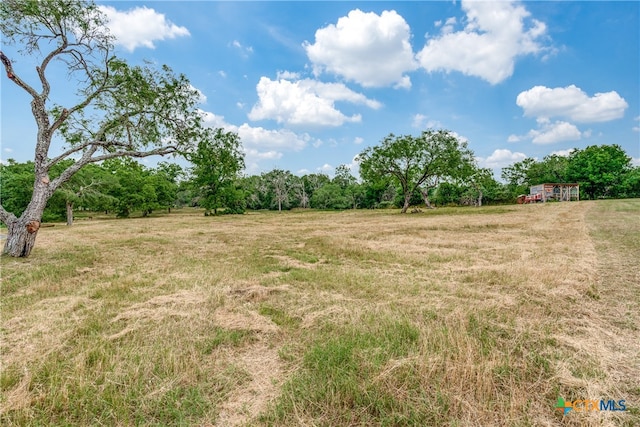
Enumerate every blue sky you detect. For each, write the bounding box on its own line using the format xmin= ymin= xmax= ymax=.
xmin=1 ymin=1 xmax=639 ymax=179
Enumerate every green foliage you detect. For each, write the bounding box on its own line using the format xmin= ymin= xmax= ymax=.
xmin=0 ymin=159 xmax=34 ymax=217
xmin=184 ymin=128 xmax=245 ymax=215
xmin=566 ymin=144 xmax=634 ymax=199
xmin=310 ymin=183 xmax=349 ymax=209
xmin=358 ymin=130 xmax=476 ymax=212
xmin=500 ymin=145 xmax=638 ymax=201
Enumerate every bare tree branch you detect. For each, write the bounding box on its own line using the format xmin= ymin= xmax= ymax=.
xmin=0 ymin=50 xmax=39 ymax=98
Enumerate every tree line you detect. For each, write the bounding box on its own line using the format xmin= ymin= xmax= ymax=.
xmin=3 ymin=138 xmax=638 ymax=223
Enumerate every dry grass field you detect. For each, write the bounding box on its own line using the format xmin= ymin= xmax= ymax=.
xmin=1 ymin=199 xmax=638 ymax=426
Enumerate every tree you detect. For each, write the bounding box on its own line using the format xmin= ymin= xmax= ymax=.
xmin=0 ymin=0 xmax=209 ymax=257
xmin=262 ymin=169 xmax=294 ymax=212
xmin=333 ymin=164 xmax=358 ymax=189
xmin=357 ymin=130 xmax=475 ymax=213
xmin=527 ymin=154 xmax=569 ymax=185
xmin=466 ymin=167 xmax=496 ymax=207
xmin=153 ymin=162 xmax=184 ymax=213
xmin=566 ymin=145 xmax=633 ymax=199
xmin=184 ymin=128 xmax=245 ymax=215
xmin=103 ymin=158 xmax=158 ymax=218
xmin=56 ymin=162 xmax=115 ymax=225
xmin=310 ymin=184 xmax=349 ymax=209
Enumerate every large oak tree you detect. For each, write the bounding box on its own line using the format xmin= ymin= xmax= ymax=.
xmin=0 ymin=0 xmax=208 ymax=257
xmin=357 ymin=130 xmax=475 ymax=213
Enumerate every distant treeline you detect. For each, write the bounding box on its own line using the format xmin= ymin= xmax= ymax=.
xmin=1 ymin=144 xmax=638 ymax=222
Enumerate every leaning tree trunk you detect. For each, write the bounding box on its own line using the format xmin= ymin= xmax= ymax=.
xmin=3 ymin=180 xmax=50 ymax=258
xmin=3 ymin=216 xmax=42 ymax=257
xmin=420 ymin=188 xmax=434 ymax=209
xmin=401 ymin=193 xmax=411 ymax=213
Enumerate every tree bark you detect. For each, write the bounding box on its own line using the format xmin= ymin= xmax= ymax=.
xmin=66 ymin=201 xmax=74 ymax=226
xmin=401 ymin=193 xmax=411 ymax=213
xmin=3 ymin=178 xmax=50 ymax=257
xmin=420 ymin=188 xmax=434 ymax=209
xmin=3 ymin=217 xmax=41 ymax=257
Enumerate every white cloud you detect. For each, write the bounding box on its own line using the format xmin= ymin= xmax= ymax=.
xmin=98 ymin=6 xmax=189 ymax=52
xmin=199 ymin=110 xmax=313 ymax=169
xmin=248 ymin=77 xmax=381 ymax=127
xmin=236 ymin=124 xmax=309 ymax=152
xmin=346 ymin=154 xmax=362 ymax=180
xmin=417 ymin=1 xmax=548 ymax=84
xmin=243 ymin=148 xmax=282 ymax=160
xmin=480 ymin=149 xmax=527 ymax=168
xmin=189 ymin=85 xmax=207 ymax=104
xmin=529 ymin=120 xmax=583 ymax=145
xmin=516 ymin=85 xmax=628 ymax=123
xmin=441 ymin=17 xmax=457 ymax=35
xmin=3 ymin=148 xmax=13 ymax=153
xmin=277 ymin=70 xmax=300 ymax=80
xmin=304 ymin=9 xmax=417 ymax=88
xmin=412 ymin=114 xmax=427 ymax=128
xmin=230 ymin=40 xmax=253 ymax=57
xmin=632 ymin=158 xmax=640 ymax=167
xmin=317 ymin=163 xmax=334 ymax=174
xmin=412 ymin=114 xmax=444 ymax=130
xmin=353 ymin=137 xmax=364 ymax=145
xmin=633 ymin=116 xmax=640 ymax=132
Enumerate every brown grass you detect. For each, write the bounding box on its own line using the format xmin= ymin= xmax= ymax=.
xmin=1 ymin=200 xmax=638 ymax=426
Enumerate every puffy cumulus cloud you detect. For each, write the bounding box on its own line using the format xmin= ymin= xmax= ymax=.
xmin=529 ymin=120 xmax=583 ymax=145
xmin=516 ymin=85 xmax=628 ymax=123
xmin=480 ymin=149 xmax=527 ymax=168
xmin=98 ymin=6 xmax=189 ymax=52
xmin=417 ymin=1 xmax=547 ymax=84
xmin=244 ymin=148 xmax=282 ymax=161
xmin=198 ymin=110 xmax=313 ymax=169
xmin=235 ymin=124 xmax=309 ymax=152
xmin=304 ymin=9 xmax=417 ymax=88
xmin=508 ymin=119 xmax=586 ymax=145
xmin=248 ymin=77 xmax=381 ymax=127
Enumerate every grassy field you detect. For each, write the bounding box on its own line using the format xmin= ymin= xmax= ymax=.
xmin=1 ymin=200 xmax=638 ymax=426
